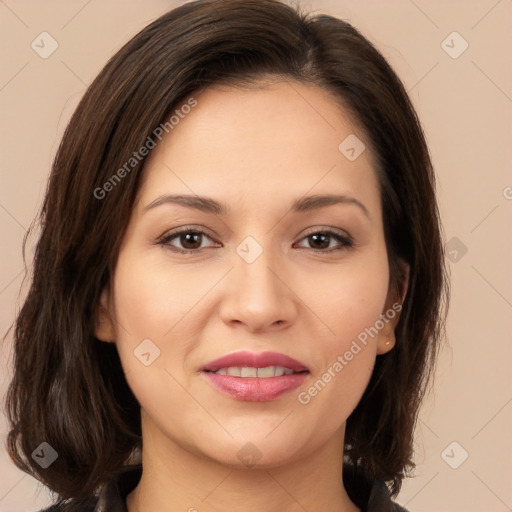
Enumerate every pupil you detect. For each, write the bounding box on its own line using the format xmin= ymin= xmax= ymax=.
xmin=182 ymin=232 xmax=201 ymax=249
xmin=311 ymin=233 xmax=329 ymax=249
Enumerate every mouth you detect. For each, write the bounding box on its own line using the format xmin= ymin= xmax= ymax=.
xmin=206 ymin=366 xmax=305 ymax=377
xmin=202 ymin=350 xmax=309 ymax=373
xmin=201 ymin=351 xmax=309 ymax=401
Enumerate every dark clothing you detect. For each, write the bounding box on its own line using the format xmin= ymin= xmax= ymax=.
xmin=40 ymin=463 xmax=410 ymax=512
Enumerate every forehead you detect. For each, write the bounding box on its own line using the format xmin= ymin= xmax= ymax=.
xmin=137 ymin=81 xmax=381 ymax=218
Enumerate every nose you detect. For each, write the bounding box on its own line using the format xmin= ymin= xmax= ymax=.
xmin=219 ymin=246 xmax=298 ymax=333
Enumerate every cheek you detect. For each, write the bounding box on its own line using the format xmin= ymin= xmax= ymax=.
xmin=108 ymin=249 xmax=174 ymax=380
xmin=108 ymin=247 xmax=218 ymax=406
xmin=111 ymin=246 xmax=212 ymax=344
xmin=295 ymin=286 xmax=384 ymax=442
xmin=311 ymin=248 xmax=390 ymax=351
xmin=295 ymin=346 xmax=375 ymax=454
xmin=109 ymin=252 xmax=205 ymax=437
xmin=294 ymin=251 xmax=388 ymax=423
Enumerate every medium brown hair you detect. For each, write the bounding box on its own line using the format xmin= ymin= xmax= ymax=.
xmin=5 ymin=0 xmax=449 ymax=501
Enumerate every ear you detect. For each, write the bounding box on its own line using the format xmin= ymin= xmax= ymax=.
xmin=94 ymin=288 xmax=116 ymax=343
xmin=376 ymin=260 xmax=410 ymax=355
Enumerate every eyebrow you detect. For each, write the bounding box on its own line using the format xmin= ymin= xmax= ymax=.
xmin=144 ymin=193 xmax=370 ymax=219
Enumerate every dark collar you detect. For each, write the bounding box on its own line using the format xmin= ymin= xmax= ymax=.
xmin=89 ymin=463 xmax=409 ymax=512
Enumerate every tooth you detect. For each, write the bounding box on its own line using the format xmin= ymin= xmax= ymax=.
xmin=256 ymin=366 xmax=275 ymax=378
xmin=274 ymin=366 xmax=285 ymax=377
xmin=241 ymin=367 xmax=258 ymax=377
xmin=216 ymin=366 xmax=295 ymax=377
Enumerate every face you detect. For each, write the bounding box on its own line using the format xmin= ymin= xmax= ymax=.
xmin=96 ymin=80 xmax=404 ymax=469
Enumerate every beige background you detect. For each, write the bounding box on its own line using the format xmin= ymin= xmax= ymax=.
xmin=1 ymin=1 xmax=511 ymax=511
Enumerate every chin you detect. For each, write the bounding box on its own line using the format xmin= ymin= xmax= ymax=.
xmin=193 ymin=430 xmax=309 ymax=470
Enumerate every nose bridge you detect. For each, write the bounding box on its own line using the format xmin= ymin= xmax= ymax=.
xmin=234 ymin=236 xmax=283 ymax=301
xmin=221 ymin=235 xmax=296 ymax=330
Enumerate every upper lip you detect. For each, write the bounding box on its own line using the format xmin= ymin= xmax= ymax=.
xmin=203 ymin=351 xmax=309 ymax=372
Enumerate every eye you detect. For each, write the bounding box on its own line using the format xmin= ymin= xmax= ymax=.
xmin=294 ymin=230 xmax=354 ymax=252
xmin=158 ymin=227 xmax=354 ymax=254
xmin=157 ymin=227 xmax=219 ymax=253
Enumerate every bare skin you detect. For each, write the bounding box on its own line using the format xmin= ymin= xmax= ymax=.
xmin=96 ymin=80 xmax=408 ymax=512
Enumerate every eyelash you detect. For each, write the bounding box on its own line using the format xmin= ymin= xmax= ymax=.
xmin=157 ymin=226 xmax=354 ymax=254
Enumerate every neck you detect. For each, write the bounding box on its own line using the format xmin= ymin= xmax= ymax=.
xmin=126 ymin=417 xmax=360 ymax=512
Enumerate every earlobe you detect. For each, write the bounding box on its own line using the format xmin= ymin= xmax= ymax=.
xmin=94 ymin=288 xmax=116 ymax=343
xmin=377 ymin=332 xmax=396 ymax=355
xmin=376 ymin=299 xmax=399 ymax=355
xmin=377 ymin=259 xmax=410 ymax=355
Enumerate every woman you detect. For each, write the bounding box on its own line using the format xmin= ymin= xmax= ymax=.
xmin=5 ymin=0 xmax=448 ymax=511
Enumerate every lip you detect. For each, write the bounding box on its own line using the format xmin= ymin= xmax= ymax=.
xmin=201 ymin=350 xmax=309 ymax=402
xmin=203 ymin=372 xmax=308 ymax=401
xmin=202 ymin=350 xmax=309 ymax=372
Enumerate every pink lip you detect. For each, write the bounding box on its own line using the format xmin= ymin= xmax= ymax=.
xmin=203 ymin=372 xmax=308 ymax=401
xmin=202 ymin=350 xmax=309 ymax=372
xmin=201 ymin=350 xmax=309 ymax=402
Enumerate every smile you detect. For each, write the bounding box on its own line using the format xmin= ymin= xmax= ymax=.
xmin=201 ymin=350 xmax=310 ymax=401
xmin=211 ymin=366 xmax=299 ymax=377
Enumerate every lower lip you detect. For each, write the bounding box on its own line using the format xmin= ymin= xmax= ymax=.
xmin=202 ymin=371 xmax=309 ymax=401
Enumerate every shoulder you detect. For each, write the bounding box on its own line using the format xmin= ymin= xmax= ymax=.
xmin=343 ymin=463 xmax=412 ymax=512
xmin=367 ymin=480 xmax=411 ymax=511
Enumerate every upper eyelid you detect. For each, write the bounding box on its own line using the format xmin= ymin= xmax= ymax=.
xmin=158 ymin=226 xmax=217 ymax=242
xmin=300 ymin=226 xmax=352 ymax=239
xmin=159 ymin=225 xmax=351 ymax=239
